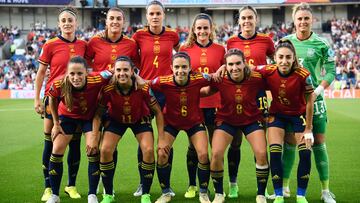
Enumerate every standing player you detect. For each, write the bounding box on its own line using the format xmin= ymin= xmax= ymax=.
xmin=34 ymin=7 xmax=86 ymax=201
xmin=151 ymin=52 xmax=211 ymax=203
xmin=46 ymin=56 xmax=112 ymax=203
xmin=179 ymin=13 xmax=225 ymax=198
xmin=282 ymin=3 xmax=336 ymax=203
xmin=132 ymin=0 xmax=179 ymax=197
xmin=88 ymin=56 xmax=164 ymax=203
xmin=209 ymin=48 xmax=269 ymax=203
xmin=85 ymin=7 xmax=139 ymax=72
xmin=225 ymin=6 xmax=275 ymax=198
xmin=256 ymin=39 xmax=316 ymax=203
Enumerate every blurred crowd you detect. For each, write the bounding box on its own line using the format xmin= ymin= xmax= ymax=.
xmin=330 ymin=17 xmax=360 ymax=89
xmin=1 ymin=17 xmax=359 ymax=90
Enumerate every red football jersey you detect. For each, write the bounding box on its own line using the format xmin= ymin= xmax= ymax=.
xmin=132 ymin=27 xmax=179 ymax=79
xmin=38 ymin=36 xmax=87 ymax=95
xmin=99 ymin=83 xmax=156 ymax=124
xmin=179 ymin=41 xmax=225 ymax=108
xmin=85 ymin=35 xmax=140 ymax=72
xmin=256 ymin=65 xmax=314 ymax=115
xmin=150 ymin=72 xmax=211 ymax=130
xmin=48 ymin=71 xmax=111 ymax=120
xmin=213 ymin=71 xmax=264 ymax=126
xmin=227 ymin=32 xmax=275 ymax=67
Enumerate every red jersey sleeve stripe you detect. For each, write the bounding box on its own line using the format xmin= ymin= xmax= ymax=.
xmin=38 ymin=59 xmax=49 ymax=66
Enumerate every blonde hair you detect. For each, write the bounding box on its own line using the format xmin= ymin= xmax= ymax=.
xmin=184 ymin=13 xmax=216 ymax=47
xmin=292 ymin=2 xmax=312 ymax=20
xmin=61 ymin=56 xmax=88 ymax=111
xmin=58 ymin=6 xmax=78 ymax=20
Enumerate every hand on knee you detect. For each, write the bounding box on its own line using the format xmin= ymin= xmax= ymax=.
xmin=157 ymin=148 xmax=169 ymax=165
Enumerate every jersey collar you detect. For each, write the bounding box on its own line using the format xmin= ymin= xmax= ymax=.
xmin=58 ymin=35 xmax=77 ymax=43
xmin=116 ymin=78 xmax=135 ymax=96
xmin=238 ymin=32 xmax=257 ymax=40
xmin=105 ymin=34 xmax=124 ymax=43
xmin=227 ymin=71 xmax=247 ymax=84
xmin=296 ymin=31 xmax=313 ymax=41
xmin=148 ymin=26 xmax=165 ymax=35
xmin=277 ymin=67 xmax=295 ymax=78
xmin=195 ymin=40 xmax=213 ymax=48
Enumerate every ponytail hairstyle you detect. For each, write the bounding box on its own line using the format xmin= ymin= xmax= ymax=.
xmin=275 ymin=38 xmax=300 ymax=71
xmin=110 ymin=56 xmax=136 ymax=85
xmin=61 ymin=56 xmax=88 ymax=111
xmin=224 ymin=48 xmax=251 ymax=78
xmin=184 ymin=13 xmax=216 ymax=47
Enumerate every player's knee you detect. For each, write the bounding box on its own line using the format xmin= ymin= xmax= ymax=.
xmin=211 ymin=149 xmax=224 ymax=163
xmin=157 ymin=150 xmax=168 ymax=165
xmin=314 ymin=134 xmax=325 ymax=145
xmin=52 ymin=144 xmax=66 ymax=154
xmin=142 ymin=146 xmax=154 ymax=158
xmin=197 ymin=151 xmax=209 ymax=163
xmin=100 ymin=147 xmax=113 ymax=160
xmin=255 ymin=150 xmax=268 ymax=166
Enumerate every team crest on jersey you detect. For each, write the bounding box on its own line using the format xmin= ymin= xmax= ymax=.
xmin=111 ymin=54 xmax=117 ymax=61
xmin=79 ymin=97 xmax=88 ymax=114
xmin=200 ymin=54 xmax=207 ymax=66
xmin=307 ymin=48 xmax=315 ymax=58
xmin=244 ymin=48 xmax=251 ymax=58
xmin=235 ymin=94 xmax=243 ymax=103
xmin=123 ymin=105 xmax=131 ymax=115
xmin=154 ymin=40 xmax=161 ymax=54
xmin=180 ymin=92 xmax=187 ymax=105
xmin=279 ymin=89 xmax=286 ymax=97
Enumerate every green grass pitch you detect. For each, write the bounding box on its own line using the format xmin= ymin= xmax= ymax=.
xmin=0 ymin=99 xmax=359 ymax=203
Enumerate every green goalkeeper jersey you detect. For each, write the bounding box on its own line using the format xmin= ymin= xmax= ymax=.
xmin=284 ymin=32 xmax=335 ymax=90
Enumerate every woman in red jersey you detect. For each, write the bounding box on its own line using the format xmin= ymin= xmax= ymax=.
xmin=34 ymin=7 xmax=86 ymax=201
xmin=132 ymin=0 xmax=179 ymax=197
xmin=255 ymin=39 xmax=316 ymax=203
xmin=88 ymin=56 xmax=164 ymax=203
xmin=225 ymin=6 xmax=275 ymax=198
xmin=179 ymin=13 xmax=225 ymax=198
xmin=46 ymin=56 xmax=112 ymax=203
xmin=151 ymin=52 xmax=212 ymax=203
xmin=86 ymin=7 xmax=141 ymax=197
xmin=208 ymin=49 xmax=269 ymax=203
xmin=86 ymin=7 xmax=139 ymax=72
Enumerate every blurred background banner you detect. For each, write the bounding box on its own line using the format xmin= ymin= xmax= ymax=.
xmin=0 ymin=0 xmax=72 ymax=5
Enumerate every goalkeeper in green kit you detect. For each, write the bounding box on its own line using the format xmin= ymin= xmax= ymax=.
xmin=282 ymin=2 xmax=336 ymax=203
